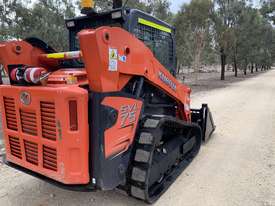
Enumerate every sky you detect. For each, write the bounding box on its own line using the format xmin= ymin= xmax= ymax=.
xmin=170 ymin=0 xmax=262 ymax=13
xmin=170 ymin=0 xmax=191 ymax=12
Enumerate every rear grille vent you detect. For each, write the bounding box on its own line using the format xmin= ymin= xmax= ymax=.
xmin=20 ymin=110 xmax=37 ymax=136
xmin=43 ymin=146 xmax=57 ymax=171
xmin=40 ymin=102 xmax=56 ymax=141
xmin=9 ymin=136 xmax=22 ymax=159
xmin=4 ymin=97 xmax=18 ymax=131
xmin=24 ymin=140 xmax=38 ymax=165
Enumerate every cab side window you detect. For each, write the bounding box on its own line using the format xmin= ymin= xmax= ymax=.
xmin=134 ymin=22 xmax=174 ymax=73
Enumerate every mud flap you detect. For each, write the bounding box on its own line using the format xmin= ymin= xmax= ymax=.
xmin=191 ymin=104 xmax=216 ymax=142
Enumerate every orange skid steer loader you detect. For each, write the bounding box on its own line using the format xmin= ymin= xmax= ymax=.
xmin=0 ymin=0 xmax=215 ymax=203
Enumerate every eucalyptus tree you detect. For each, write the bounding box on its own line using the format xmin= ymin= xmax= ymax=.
xmin=174 ymin=0 xmax=214 ymax=76
xmin=261 ymin=0 xmax=275 ymax=24
xmin=95 ymin=0 xmax=172 ymax=22
xmin=213 ymin=0 xmax=247 ymax=80
xmin=149 ymin=0 xmax=173 ymax=23
xmin=260 ymin=0 xmax=275 ymax=63
xmin=233 ymin=6 xmax=259 ymax=75
xmin=236 ymin=6 xmax=273 ymax=73
xmin=0 ymin=0 xmax=25 ymax=40
xmin=95 ymin=0 xmax=151 ymax=13
xmin=0 ymin=0 xmax=76 ymax=50
xmin=12 ymin=0 xmax=75 ymax=50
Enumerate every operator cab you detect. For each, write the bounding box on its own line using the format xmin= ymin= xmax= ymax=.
xmin=65 ymin=8 xmax=177 ymax=75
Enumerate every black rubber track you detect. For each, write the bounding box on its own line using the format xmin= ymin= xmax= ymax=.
xmin=127 ymin=115 xmax=202 ymax=204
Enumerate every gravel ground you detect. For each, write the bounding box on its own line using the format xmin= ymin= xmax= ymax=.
xmin=182 ymin=70 xmax=267 ymax=93
xmin=0 ymin=70 xmax=274 ymax=206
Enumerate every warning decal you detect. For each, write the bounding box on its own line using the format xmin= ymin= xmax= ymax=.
xmin=109 ymin=48 xmax=118 ymax=71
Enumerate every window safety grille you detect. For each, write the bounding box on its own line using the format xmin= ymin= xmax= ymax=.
xmin=134 ymin=23 xmax=174 ymax=71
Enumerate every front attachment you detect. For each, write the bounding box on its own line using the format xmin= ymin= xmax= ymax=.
xmin=191 ymin=104 xmax=216 ymax=142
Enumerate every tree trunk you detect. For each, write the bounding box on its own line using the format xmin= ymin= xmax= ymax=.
xmin=220 ymin=48 xmax=226 ymax=80
xmin=251 ymin=63 xmax=254 ymax=74
xmin=193 ymin=50 xmax=201 ymax=83
xmin=233 ymin=55 xmax=238 ymax=77
xmin=256 ymin=64 xmax=258 ymax=72
xmin=244 ymin=59 xmax=248 ymax=75
xmin=176 ymin=60 xmax=181 ymax=76
xmin=192 ymin=31 xmax=205 ymax=84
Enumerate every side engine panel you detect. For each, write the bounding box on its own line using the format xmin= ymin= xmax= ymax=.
xmin=89 ymin=92 xmax=143 ymax=190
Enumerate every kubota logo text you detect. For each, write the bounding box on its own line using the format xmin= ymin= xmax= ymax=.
xmin=158 ymin=71 xmax=177 ymax=91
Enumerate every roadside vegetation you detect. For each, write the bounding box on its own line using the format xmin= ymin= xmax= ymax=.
xmin=0 ymin=0 xmax=274 ymax=80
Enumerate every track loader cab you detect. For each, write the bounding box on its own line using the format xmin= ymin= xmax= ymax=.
xmin=66 ymin=7 xmax=177 ymax=75
xmin=0 ymin=0 xmax=215 ymax=204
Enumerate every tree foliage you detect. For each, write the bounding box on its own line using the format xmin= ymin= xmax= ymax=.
xmin=95 ymin=0 xmax=172 ymax=22
xmin=0 ymin=0 xmax=274 ymax=78
xmin=0 ymin=0 xmax=75 ymax=50
xmin=175 ymin=0 xmax=214 ymax=72
xmin=261 ymin=0 xmax=275 ymax=24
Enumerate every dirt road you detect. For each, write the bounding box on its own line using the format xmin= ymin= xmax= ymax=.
xmin=0 ymin=70 xmax=275 ymax=206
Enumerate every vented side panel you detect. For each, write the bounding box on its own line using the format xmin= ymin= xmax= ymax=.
xmin=24 ymin=140 xmax=38 ymax=165
xmin=40 ymin=102 xmax=57 ymax=141
xmin=43 ymin=145 xmax=57 ymax=171
xmin=1 ymin=86 xmax=89 ymax=184
xmin=20 ymin=110 xmax=37 ymax=136
xmin=4 ymin=97 xmax=18 ymax=131
xmin=9 ymin=136 xmax=22 ymax=159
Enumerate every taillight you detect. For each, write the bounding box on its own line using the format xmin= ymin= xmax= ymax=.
xmin=69 ymin=100 xmax=78 ymax=131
